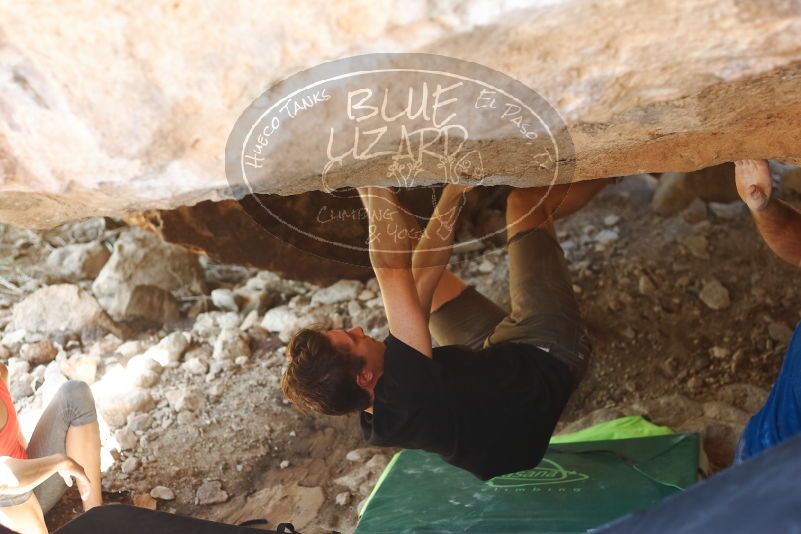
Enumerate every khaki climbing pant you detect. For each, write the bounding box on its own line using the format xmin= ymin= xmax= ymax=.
xmin=429 ymin=227 xmax=591 ymax=387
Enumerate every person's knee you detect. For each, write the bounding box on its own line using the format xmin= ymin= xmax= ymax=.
xmin=55 ymin=381 xmax=97 ymax=424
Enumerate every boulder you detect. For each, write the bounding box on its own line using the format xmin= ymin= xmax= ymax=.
xmin=60 ymin=353 xmax=100 ymax=384
xmin=97 ymin=388 xmax=156 ymax=427
xmin=165 ymin=388 xmax=204 ymax=412
xmin=7 ymin=284 xmax=120 ymax=338
xmin=91 ymin=228 xmax=206 ymax=320
xmin=651 ymin=165 xmax=739 ymax=216
xmin=19 ymin=340 xmax=58 ymax=366
xmin=143 ymin=332 xmax=190 ymax=366
xmin=150 ymin=486 xmax=175 ymax=501
xmin=114 ymin=428 xmax=138 ymax=451
xmin=125 ymin=355 xmax=163 ymax=388
xmin=0 ymin=1 xmax=799 ymax=265
xmin=699 ymin=278 xmax=731 ymax=311
xmin=311 ymin=280 xmax=364 ymax=306
xmin=123 ymin=285 xmax=181 ymax=326
xmin=195 ymin=481 xmax=228 ymax=505
xmin=45 ymin=241 xmax=110 ymax=282
xmin=212 ymin=328 xmax=251 ymax=361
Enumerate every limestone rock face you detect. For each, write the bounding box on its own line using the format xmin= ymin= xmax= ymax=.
xmin=0 ymin=0 xmax=799 ymax=229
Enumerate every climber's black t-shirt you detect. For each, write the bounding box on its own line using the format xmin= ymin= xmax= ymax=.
xmin=359 ymin=334 xmax=574 ymax=480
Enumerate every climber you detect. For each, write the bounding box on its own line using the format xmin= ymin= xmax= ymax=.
xmin=0 ymin=366 xmax=102 ymax=534
xmin=733 ymin=159 xmax=801 ymax=463
xmin=281 ymin=178 xmax=609 ymax=480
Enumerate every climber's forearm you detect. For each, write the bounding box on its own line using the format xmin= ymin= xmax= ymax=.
xmin=412 ymin=186 xmax=466 ymax=315
xmin=359 ymin=187 xmax=415 ymax=270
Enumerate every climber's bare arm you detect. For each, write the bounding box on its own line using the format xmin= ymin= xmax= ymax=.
xmin=735 ymin=160 xmax=801 ymax=267
xmin=358 ymin=187 xmax=433 ymax=357
xmin=412 ymin=185 xmax=470 ymax=316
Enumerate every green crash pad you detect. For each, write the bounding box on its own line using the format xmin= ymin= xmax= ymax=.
xmin=355 ymin=430 xmax=699 ymax=534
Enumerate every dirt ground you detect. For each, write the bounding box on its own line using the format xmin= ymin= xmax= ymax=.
xmin=1 ymin=175 xmax=797 ymax=533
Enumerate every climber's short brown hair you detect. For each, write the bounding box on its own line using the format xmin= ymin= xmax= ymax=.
xmin=281 ymin=327 xmax=371 ymax=416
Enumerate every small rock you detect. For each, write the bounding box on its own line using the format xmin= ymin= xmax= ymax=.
xmin=115 ymin=428 xmax=138 ymax=451
xmin=366 ymin=295 xmax=384 ymax=309
xmin=709 ymin=202 xmax=744 ymax=220
xmin=622 ymin=326 xmax=636 ymax=339
xmin=681 ymin=235 xmax=709 ymax=259
xmin=46 ymin=241 xmax=110 ymax=282
xmin=116 ymin=340 xmax=151 ymax=359
xmin=98 ymin=389 xmax=156 ymax=427
xmin=365 ymin=278 xmax=379 ymax=293
xmin=347 ymin=300 xmax=362 ymax=317
xmin=165 ymin=389 xmax=203 ymax=412
xmin=709 ymin=346 xmax=731 ymax=359
xmin=288 ymin=294 xmax=311 ymax=311
xmin=638 ymin=274 xmax=657 ymax=296
xmin=311 ymin=280 xmax=364 ymax=305
xmin=335 ymin=491 xmax=352 ymax=506
xmin=682 ymin=198 xmax=708 ymax=224
xmin=768 ymin=321 xmax=793 ymax=345
xmin=261 ymin=306 xmax=299 ymax=333
xmin=133 ymin=493 xmax=158 ymax=510
xmin=121 ymin=456 xmax=140 ymax=474
xmin=127 ymin=412 xmax=153 ymax=433
xmin=212 ymin=327 xmax=251 ymax=361
xmin=181 ymin=358 xmax=209 ymax=375
xmin=196 ymin=480 xmax=229 ymax=505
xmin=211 ymin=289 xmax=239 ymax=312
xmin=603 ymin=214 xmax=621 ymax=227
xmin=234 ymin=355 xmax=249 ymax=366
xmin=19 ymin=340 xmax=58 ymax=366
xmin=357 ymin=289 xmax=376 ymax=302
xmin=280 ymin=460 xmax=290 ymax=469
xmin=239 ymin=309 xmax=259 ymax=331
xmin=126 ymin=355 xmax=163 ymax=388
xmin=150 ymin=486 xmax=175 ymax=501
xmin=9 ymin=373 xmax=34 ymax=398
xmin=345 ymin=450 xmax=364 ymax=462
xmin=595 ymin=229 xmax=619 ymax=246
xmin=177 ymin=411 xmax=196 ymax=425
xmin=699 ymin=278 xmax=731 ymax=310
xmin=478 ymin=259 xmax=494 ymax=273
xmin=144 ymin=332 xmax=190 ymax=367
xmin=60 ymin=353 xmax=100 ymax=384
xmin=687 ymin=375 xmax=704 ymax=390
xmin=192 ymin=311 xmax=240 ymax=340
xmin=208 ymin=382 xmax=227 ymax=398
xmin=730 ymin=349 xmax=748 ymax=374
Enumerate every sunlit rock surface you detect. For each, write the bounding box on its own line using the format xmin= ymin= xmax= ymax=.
xmin=1 ymin=0 xmax=800 ymax=228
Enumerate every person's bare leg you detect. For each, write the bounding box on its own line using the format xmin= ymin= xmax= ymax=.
xmin=65 ymin=422 xmax=102 ymax=510
xmin=735 ymin=159 xmax=801 ymax=267
xmin=0 ymin=495 xmax=48 ymax=534
xmin=506 ymin=179 xmax=613 ymax=241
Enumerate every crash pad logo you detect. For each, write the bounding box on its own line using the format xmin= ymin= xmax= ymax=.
xmin=225 ymin=53 xmax=575 ymax=267
xmin=487 ymin=459 xmax=589 ymax=488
